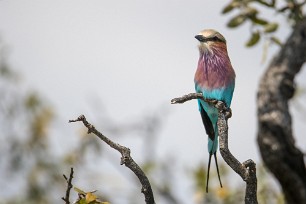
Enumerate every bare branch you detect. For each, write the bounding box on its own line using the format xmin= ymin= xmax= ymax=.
xmin=171 ymin=92 xmax=218 ymax=105
xmin=69 ymin=115 xmax=155 ymax=204
xmin=171 ymin=92 xmax=232 ymax=119
xmin=171 ymin=93 xmax=206 ymax=104
xmin=217 ymin=108 xmax=258 ymax=204
xmin=171 ymin=93 xmax=258 ymax=204
xmin=62 ymin=167 xmax=74 ymax=204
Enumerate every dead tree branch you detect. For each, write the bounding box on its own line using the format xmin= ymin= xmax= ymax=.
xmin=172 ymin=93 xmax=258 ymax=204
xmin=69 ymin=115 xmax=155 ymax=204
xmin=62 ymin=167 xmax=74 ymax=204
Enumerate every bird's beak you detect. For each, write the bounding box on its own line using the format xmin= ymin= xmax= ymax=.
xmin=195 ymin=35 xmax=206 ymax=42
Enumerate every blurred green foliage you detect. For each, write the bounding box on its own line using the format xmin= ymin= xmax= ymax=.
xmin=0 ymin=42 xmax=105 ymax=204
xmin=191 ymin=163 xmax=284 ymax=204
xmin=222 ymin=0 xmax=306 ymax=48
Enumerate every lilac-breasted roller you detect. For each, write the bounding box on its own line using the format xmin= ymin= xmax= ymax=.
xmin=194 ymin=29 xmax=235 ymax=192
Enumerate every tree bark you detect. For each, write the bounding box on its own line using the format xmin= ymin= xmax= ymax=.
xmin=257 ymin=17 xmax=306 ymax=204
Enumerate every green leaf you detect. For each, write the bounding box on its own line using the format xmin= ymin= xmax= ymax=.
xmin=227 ymin=15 xmax=246 ymax=28
xmin=77 ymin=198 xmax=87 ymax=204
xmin=257 ymin=0 xmax=275 ymax=7
xmin=222 ymin=1 xmax=241 ymax=14
xmin=270 ymin=36 xmax=282 ymax=46
xmin=264 ymin=23 xmax=278 ymax=33
xmin=222 ymin=2 xmax=236 ymax=14
xmin=251 ymin=17 xmax=268 ymax=25
xmin=244 ymin=7 xmax=258 ymax=18
xmin=246 ymin=31 xmax=261 ymax=47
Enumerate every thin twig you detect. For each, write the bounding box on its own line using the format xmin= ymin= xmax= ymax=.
xmin=69 ymin=115 xmax=155 ymax=204
xmin=62 ymin=167 xmax=74 ymax=204
xmin=171 ymin=93 xmax=217 ymax=105
xmin=171 ymin=93 xmax=258 ymax=204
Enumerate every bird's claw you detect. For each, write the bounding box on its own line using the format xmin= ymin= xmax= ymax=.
xmin=225 ymin=108 xmax=232 ymax=119
xmin=214 ymin=101 xmax=232 ymax=119
xmin=215 ymin=101 xmax=225 ymax=109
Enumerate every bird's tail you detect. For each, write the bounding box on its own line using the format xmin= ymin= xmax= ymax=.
xmin=206 ymin=152 xmax=223 ymax=193
xmin=206 ymin=153 xmax=213 ymax=193
xmin=214 ymin=152 xmax=223 ymax=188
xmin=206 ymin=137 xmax=223 ymax=193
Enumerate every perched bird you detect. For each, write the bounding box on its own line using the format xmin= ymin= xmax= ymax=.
xmin=194 ymin=29 xmax=235 ymax=193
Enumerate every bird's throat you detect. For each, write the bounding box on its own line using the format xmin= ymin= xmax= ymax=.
xmin=195 ymin=44 xmax=233 ymax=90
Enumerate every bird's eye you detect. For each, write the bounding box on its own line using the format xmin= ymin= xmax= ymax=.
xmin=212 ymin=36 xmax=219 ymax=41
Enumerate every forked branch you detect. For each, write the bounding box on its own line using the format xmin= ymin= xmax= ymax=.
xmin=69 ymin=115 xmax=155 ymax=204
xmin=62 ymin=167 xmax=74 ymax=204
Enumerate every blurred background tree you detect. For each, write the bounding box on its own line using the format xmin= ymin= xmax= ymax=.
xmin=222 ymin=0 xmax=306 ymax=203
xmin=0 ymin=41 xmax=103 ymax=203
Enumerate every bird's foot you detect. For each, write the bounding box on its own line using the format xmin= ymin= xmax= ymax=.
xmin=214 ymin=101 xmax=232 ymax=119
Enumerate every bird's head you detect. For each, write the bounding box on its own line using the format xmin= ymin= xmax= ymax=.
xmin=195 ymin=29 xmax=226 ymax=53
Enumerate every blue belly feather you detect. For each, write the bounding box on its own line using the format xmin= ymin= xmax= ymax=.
xmin=195 ymin=83 xmax=234 ymax=153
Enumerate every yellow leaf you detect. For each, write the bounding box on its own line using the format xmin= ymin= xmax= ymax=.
xmin=86 ymin=192 xmax=97 ymax=203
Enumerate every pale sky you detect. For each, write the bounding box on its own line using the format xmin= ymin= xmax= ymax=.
xmin=0 ymin=1 xmax=305 ymax=203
